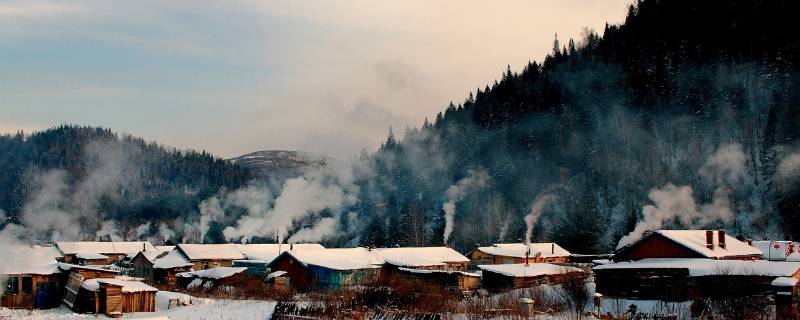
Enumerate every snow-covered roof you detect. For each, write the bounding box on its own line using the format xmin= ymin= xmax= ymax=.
xmin=377 ymin=247 xmax=469 ymax=267
xmin=153 ymin=250 xmax=193 ymax=269
xmin=397 ymin=267 xmax=480 ymax=277
xmin=177 ymin=267 xmax=247 ymax=280
xmin=773 ymin=277 xmax=800 ymax=287
xmin=266 ymin=271 xmax=287 ymax=281
xmin=594 ymin=258 xmax=800 ymax=277
xmin=56 ymin=241 xmax=157 ymax=255
xmin=81 ymin=278 xmax=158 ymax=293
xmin=58 ymin=262 xmax=121 ymax=274
xmin=156 ymin=245 xmax=175 ymax=253
xmin=478 ymin=263 xmax=582 ymax=278
xmin=177 ymin=244 xmax=245 ymax=260
xmin=236 ymin=243 xmax=324 ymax=262
xmin=475 ymin=243 xmax=571 ymax=258
xmin=76 ymin=253 xmax=109 ymax=260
xmin=282 ymin=247 xmax=384 ymax=271
xmin=650 ymin=230 xmax=762 ymax=259
xmin=130 ymin=250 xmax=164 ymax=264
xmin=1 ymin=245 xmax=63 ymax=275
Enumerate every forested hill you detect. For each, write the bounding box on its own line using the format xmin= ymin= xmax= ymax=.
xmin=0 ymin=125 xmax=252 ymax=228
xmin=359 ymin=0 xmax=800 ymax=253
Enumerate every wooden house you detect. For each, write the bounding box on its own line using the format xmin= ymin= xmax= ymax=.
xmin=594 ymin=258 xmax=800 ymax=300
xmin=56 ymin=241 xmax=157 ymax=264
xmin=176 ymin=267 xmax=248 ymax=292
xmin=478 ymin=263 xmax=584 ymax=291
xmin=79 ymin=278 xmax=157 ymax=317
xmin=151 ymin=249 xmax=193 ymax=291
xmin=175 ymin=244 xmax=245 ymax=270
xmin=129 ymin=250 xmax=166 ymax=283
xmin=59 ymin=263 xmax=120 ymax=313
xmin=469 ymin=243 xmax=570 ymax=265
xmin=1 ymin=245 xmax=63 ymax=309
xmin=393 ymin=268 xmax=481 ymax=292
xmin=268 ymin=247 xmax=384 ymax=291
xmin=376 ymin=247 xmax=472 ymax=288
xmin=612 ymin=230 xmax=762 ymax=262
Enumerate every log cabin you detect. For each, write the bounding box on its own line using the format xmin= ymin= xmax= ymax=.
xmin=1 ymin=245 xmax=63 ymax=309
xmin=175 ymin=244 xmax=245 ymax=270
xmin=468 ymin=243 xmax=570 ymax=265
xmin=478 ymin=263 xmax=584 ymax=291
xmin=594 ymin=258 xmax=800 ymax=300
xmin=268 ymin=247 xmax=384 ymax=291
xmin=612 ymin=230 xmax=762 ymax=262
xmin=55 ymin=241 xmax=157 ymax=265
xmin=376 ymin=246 xmax=471 ymax=287
xmin=151 ymin=249 xmax=193 ymax=291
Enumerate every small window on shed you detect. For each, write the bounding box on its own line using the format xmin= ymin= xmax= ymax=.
xmin=5 ymin=277 xmax=19 ymax=295
xmin=22 ymin=277 xmax=32 ymax=294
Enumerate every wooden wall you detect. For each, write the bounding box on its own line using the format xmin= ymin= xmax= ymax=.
xmin=481 ymin=269 xmax=583 ymax=291
xmin=191 ymin=259 xmax=234 ymax=270
xmin=1 ymin=274 xmax=61 ymax=309
xmin=469 ymin=250 xmax=568 ymax=265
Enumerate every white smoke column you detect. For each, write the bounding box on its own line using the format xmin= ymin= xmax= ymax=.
xmin=617 ymin=144 xmax=747 ymax=248
xmin=198 ymin=196 xmax=226 ymax=242
xmin=287 ymin=216 xmax=339 ymax=243
xmin=777 ymin=151 xmax=800 ymax=185
xmin=525 ymin=193 xmax=556 ymax=245
xmin=129 ymin=222 xmax=151 ymax=240
xmin=498 ymin=216 xmax=510 ymax=242
xmin=442 ymin=169 xmax=490 ymax=244
xmin=96 ymin=220 xmax=123 ymax=241
xmin=158 ymin=222 xmax=177 ymax=242
xmin=21 ymin=170 xmax=77 ymax=241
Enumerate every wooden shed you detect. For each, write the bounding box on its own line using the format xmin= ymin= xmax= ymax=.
xmin=773 ymin=277 xmax=800 ymax=320
xmin=1 ymin=245 xmax=63 ymax=310
xmin=478 ymin=263 xmax=584 ymax=291
xmin=80 ymin=278 xmax=157 ymax=317
xmin=151 ymin=249 xmax=193 ymax=291
xmin=612 ymin=230 xmax=762 ymax=262
xmin=469 ymin=243 xmax=571 ymax=265
xmin=59 ymin=264 xmax=120 ymax=313
xmin=175 ymin=244 xmax=245 ymax=270
xmin=268 ymin=248 xmax=384 ymax=291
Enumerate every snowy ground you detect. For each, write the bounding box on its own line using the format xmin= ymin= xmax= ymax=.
xmin=0 ymin=291 xmax=277 ymax=320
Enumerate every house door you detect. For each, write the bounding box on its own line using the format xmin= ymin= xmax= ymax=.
xmin=34 ymin=282 xmax=56 ymax=308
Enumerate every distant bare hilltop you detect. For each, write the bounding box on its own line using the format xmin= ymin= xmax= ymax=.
xmin=228 ymin=150 xmax=330 ymax=181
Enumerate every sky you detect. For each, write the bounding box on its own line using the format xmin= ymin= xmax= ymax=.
xmin=0 ymin=0 xmax=632 ymax=159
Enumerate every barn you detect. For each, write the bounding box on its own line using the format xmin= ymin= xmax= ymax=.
xmin=594 ymin=258 xmax=800 ymax=300
xmin=175 ymin=244 xmax=246 ymax=270
xmin=612 ymin=230 xmax=762 ymax=262
xmin=80 ymin=278 xmax=157 ymax=317
xmin=268 ymin=247 xmax=384 ymax=290
xmin=151 ymin=249 xmax=193 ymax=291
xmin=55 ymin=241 xmax=157 ymax=265
xmin=1 ymin=245 xmax=63 ymax=309
xmin=478 ymin=263 xmax=584 ymax=291
xmin=469 ymin=243 xmax=571 ymax=265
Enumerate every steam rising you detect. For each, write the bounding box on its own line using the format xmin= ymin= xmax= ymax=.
xmin=442 ymin=169 xmax=490 ymax=244
xmin=777 ymin=151 xmax=800 ymax=183
xmin=617 ymin=144 xmax=747 ymax=248
xmin=525 ymin=193 xmax=555 ymax=245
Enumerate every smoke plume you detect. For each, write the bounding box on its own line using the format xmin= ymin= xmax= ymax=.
xmin=442 ymin=169 xmax=490 ymax=244
xmin=777 ymin=151 xmax=800 ymax=184
xmin=617 ymin=144 xmax=747 ymax=248
xmin=525 ymin=193 xmax=556 ymax=245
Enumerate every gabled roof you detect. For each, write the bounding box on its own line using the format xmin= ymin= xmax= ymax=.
xmin=130 ymin=250 xmax=165 ymax=264
xmin=376 ymin=247 xmax=469 ymax=267
xmin=275 ymin=248 xmax=384 ymax=271
xmin=1 ymin=245 xmax=62 ymax=275
xmin=478 ymin=263 xmax=582 ymax=278
xmin=153 ymin=250 xmax=193 ymax=269
xmin=56 ymin=241 xmax=156 ymax=255
xmin=177 ymin=244 xmax=245 ymax=260
xmin=236 ymin=243 xmax=324 ymax=262
xmin=475 ymin=243 xmax=570 ymax=258
xmin=653 ymin=230 xmax=762 ymax=259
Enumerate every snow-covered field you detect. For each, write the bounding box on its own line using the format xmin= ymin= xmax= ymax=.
xmin=0 ymin=291 xmax=277 ymax=320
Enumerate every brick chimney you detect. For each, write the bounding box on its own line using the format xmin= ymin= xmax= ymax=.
xmin=718 ymin=230 xmax=726 ymax=249
xmin=746 ymin=239 xmax=753 ymax=246
xmin=706 ymin=230 xmax=714 ymax=250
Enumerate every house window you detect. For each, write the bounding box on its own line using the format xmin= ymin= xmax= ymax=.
xmin=21 ymin=277 xmax=32 ymax=294
xmin=5 ymin=277 xmax=19 ymax=295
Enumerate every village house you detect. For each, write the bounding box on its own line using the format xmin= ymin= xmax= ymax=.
xmin=79 ymin=277 xmax=157 ymax=317
xmin=376 ymin=246 xmax=476 ymax=291
xmin=174 ymin=244 xmax=246 ymax=270
xmin=612 ymin=230 xmax=762 ymax=262
xmin=129 ymin=250 xmax=167 ymax=283
xmin=393 ymin=268 xmax=481 ymax=292
xmin=468 ymin=243 xmax=571 ymax=265
xmin=55 ymin=241 xmax=157 ymax=265
xmin=268 ymin=247 xmax=384 ymax=290
xmin=151 ymin=249 xmax=193 ymax=291
xmin=478 ymin=263 xmax=584 ymax=291
xmin=1 ymin=245 xmax=63 ymax=310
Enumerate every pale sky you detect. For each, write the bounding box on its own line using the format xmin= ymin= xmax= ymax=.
xmin=0 ymin=0 xmax=631 ymax=159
